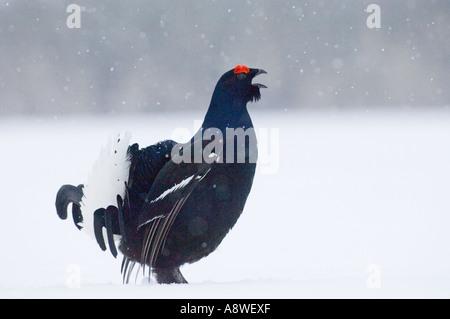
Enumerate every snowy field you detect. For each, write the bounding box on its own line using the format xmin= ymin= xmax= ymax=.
xmin=1 ymin=109 xmax=450 ymax=299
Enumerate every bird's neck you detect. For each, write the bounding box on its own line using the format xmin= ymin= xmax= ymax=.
xmin=194 ymin=99 xmax=257 ymax=164
xmin=202 ymin=100 xmax=253 ymax=132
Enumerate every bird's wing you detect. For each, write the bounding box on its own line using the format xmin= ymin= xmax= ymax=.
xmin=137 ymin=138 xmax=221 ymax=272
xmin=127 ymin=139 xmax=177 ymax=191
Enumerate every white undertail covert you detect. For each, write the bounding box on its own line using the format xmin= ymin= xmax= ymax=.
xmin=80 ymin=133 xmax=132 ymax=240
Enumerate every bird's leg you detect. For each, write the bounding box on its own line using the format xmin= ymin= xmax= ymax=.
xmin=154 ymin=267 xmax=188 ymax=284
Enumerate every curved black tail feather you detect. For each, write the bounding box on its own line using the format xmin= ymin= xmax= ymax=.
xmin=93 ymin=205 xmax=121 ymax=258
xmin=55 ymin=184 xmax=84 ymax=230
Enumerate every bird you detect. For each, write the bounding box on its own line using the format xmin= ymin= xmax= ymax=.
xmin=55 ymin=65 xmax=267 ymax=284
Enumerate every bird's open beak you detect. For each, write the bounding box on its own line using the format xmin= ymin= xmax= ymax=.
xmin=252 ymin=69 xmax=268 ymax=88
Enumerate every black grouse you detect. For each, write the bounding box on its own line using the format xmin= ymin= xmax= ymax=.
xmin=55 ymin=65 xmax=267 ymax=284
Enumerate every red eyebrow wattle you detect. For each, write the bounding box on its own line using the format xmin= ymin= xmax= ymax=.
xmin=234 ymin=65 xmax=250 ymax=74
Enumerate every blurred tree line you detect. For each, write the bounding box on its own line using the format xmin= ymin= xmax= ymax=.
xmin=0 ymin=0 xmax=449 ymax=114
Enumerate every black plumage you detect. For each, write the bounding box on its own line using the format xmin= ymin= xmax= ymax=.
xmin=56 ymin=66 xmax=267 ymax=284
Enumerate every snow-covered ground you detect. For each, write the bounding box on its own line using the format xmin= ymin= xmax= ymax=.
xmin=1 ymin=109 xmax=450 ymax=298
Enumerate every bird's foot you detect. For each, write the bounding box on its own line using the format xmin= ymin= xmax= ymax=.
xmin=154 ymin=267 xmax=188 ymax=284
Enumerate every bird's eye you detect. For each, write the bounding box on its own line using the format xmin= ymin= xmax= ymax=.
xmin=236 ymin=73 xmax=246 ymax=80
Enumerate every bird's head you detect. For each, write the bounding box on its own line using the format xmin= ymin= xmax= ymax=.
xmin=211 ymin=65 xmax=268 ymax=107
